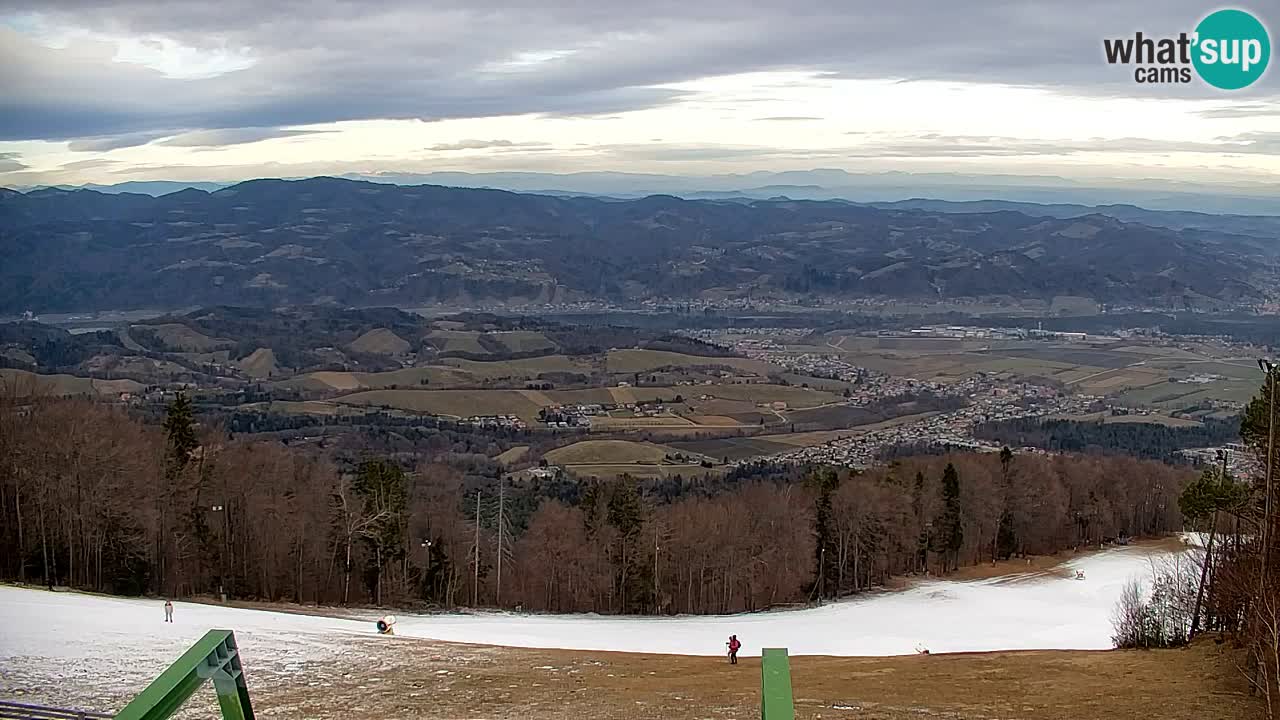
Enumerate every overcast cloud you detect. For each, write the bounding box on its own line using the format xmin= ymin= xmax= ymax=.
xmin=4 ymin=1 xmax=1277 ymax=141
xmin=0 ymin=1 xmax=1276 ymax=185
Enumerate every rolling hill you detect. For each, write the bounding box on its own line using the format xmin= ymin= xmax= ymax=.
xmin=3 ymin=177 xmax=1277 ymax=313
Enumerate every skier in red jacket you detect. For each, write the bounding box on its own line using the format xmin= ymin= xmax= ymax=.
xmin=727 ymin=635 xmax=741 ymax=664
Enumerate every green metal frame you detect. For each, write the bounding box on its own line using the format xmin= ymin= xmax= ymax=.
xmin=115 ymin=629 xmax=255 ymax=720
xmin=760 ymin=647 xmax=795 ymax=720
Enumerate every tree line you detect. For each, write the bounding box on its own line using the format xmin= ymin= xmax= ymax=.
xmin=974 ymin=415 xmax=1241 ymax=464
xmin=0 ymin=392 xmax=1189 ymax=614
xmin=1177 ymin=366 xmax=1280 ymax=716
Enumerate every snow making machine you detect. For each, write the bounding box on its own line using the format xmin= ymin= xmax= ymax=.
xmin=376 ymin=614 xmax=397 ymax=635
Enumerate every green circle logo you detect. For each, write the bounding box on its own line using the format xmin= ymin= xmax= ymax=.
xmin=1192 ymin=9 xmax=1270 ymax=90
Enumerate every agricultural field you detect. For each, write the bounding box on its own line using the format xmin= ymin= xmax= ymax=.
xmin=669 ymin=436 xmax=798 ymax=461
xmin=589 ymin=415 xmax=699 ymax=430
xmin=540 ymin=439 xmax=716 ymax=479
xmin=809 ymin=334 xmax=1260 ymax=411
xmin=604 ymin=349 xmax=777 ymax=375
xmin=778 ymin=373 xmax=857 ymax=393
xmin=425 ymin=329 xmax=558 ymax=356
xmin=425 ymin=329 xmax=490 ymax=354
xmin=278 ymin=366 xmax=477 ymax=392
xmin=1118 ymin=380 xmax=1261 ymax=410
xmin=346 ymin=328 xmax=411 ymax=355
xmin=236 ymin=348 xmax=282 ymax=379
xmin=238 ymin=400 xmax=379 ymax=417
xmin=0 ymin=369 xmax=143 ymax=398
xmin=439 ymin=355 xmax=593 ymax=380
xmin=334 ymin=389 xmax=544 ymax=420
xmin=494 ymin=445 xmax=530 ymax=465
xmin=687 ymin=383 xmax=843 ymax=407
xmin=543 ymin=439 xmax=693 ymax=465
xmin=129 ymin=322 xmax=233 ymax=352
xmin=490 ymin=330 xmax=557 ymax=353
xmin=279 ymin=355 xmax=597 ymax=394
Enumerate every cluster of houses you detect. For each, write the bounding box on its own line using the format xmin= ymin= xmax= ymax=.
xmin=539 ymin=400 xmax=677 ymax=428
xmin=462 ymin=415 xmax=527 ymax=430
xmin=769 ymin=386 xmax=1100 ymax=469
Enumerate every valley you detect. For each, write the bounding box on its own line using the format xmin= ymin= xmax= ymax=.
xmin=0 ymin=303 xmax=1266 ymax=478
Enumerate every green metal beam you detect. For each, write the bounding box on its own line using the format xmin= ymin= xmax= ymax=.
xmin=760 ymin=647 xmax=795 ymax=720
xmin=115 ymin=629 xmax=255 ymax=720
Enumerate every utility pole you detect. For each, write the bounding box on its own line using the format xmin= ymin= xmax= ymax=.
xmin=496 ymin=477 xmax=505 ymax=606
xmin=653 ymin=523 xmax=660 ymax=615
xmin=473 ymin=491 xmax=481 ymax=607
xmin=420 ymin=539 xmax=431 ymax=598
xmin=1261 ymin=360 xmax=1276 ymax=589
xmin=211 ymin=503 xmax=228 ymax=603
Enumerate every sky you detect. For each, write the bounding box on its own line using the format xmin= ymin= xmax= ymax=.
xmin=0 ymin=1 xmax=1277 ymax=188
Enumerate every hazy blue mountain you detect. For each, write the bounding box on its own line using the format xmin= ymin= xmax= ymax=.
xmin=3 ymin=177 xmax=1276 ymax=313
xmin=16 ymin=170 xmax=1279 ymax=214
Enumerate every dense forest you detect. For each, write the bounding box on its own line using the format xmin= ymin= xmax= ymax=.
xmin=974 ymin=416 xmax=1241 ymax=463
xmin=0 ymin=391 xmax=1191 ymax=615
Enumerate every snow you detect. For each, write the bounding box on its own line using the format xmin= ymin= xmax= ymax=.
xmin=0 ymin=543 xmax=1180 ymax=709
xmin=392 ymin=544 xmax=1178 ymax=657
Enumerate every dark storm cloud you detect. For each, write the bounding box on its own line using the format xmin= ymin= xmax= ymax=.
xmin=0 ymin=0 xmax=1276 ymax=144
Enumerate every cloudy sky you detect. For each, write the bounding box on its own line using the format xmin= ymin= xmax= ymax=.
xmin=1 ymin=1 xmax=1277 ymax=187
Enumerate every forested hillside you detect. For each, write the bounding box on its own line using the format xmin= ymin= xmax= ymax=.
xmin=4 ymin=177 xmax=1276 ymax=312
xmin=0 ymin=394 xmax=1189 ymax=614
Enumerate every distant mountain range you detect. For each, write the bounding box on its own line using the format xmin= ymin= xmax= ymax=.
xmin=2 ymin=176 xmax=1277 ymax=313
xmin=16 ymin=169 xmax=1280 ymax=216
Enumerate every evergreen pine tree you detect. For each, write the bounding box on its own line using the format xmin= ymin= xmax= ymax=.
xmin=162 ymin=392 xmax=198 ymax=472
xmin=996 ymin=447 xmax=1018 ymax=560
xmin=938 ymin=463 xmax=963 ymax=572
xmin=606 ymin=476 xmax=647 ymax=612
xmin=811 ymin=468 xmax=840 ymax=599
xmin=353 ymin=459 xmax=408 ymax=606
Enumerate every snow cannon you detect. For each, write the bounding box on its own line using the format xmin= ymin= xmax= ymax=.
xmin=376 ymin=615 xmax=397 ymax=635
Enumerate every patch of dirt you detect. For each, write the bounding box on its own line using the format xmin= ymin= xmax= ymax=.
xmin=254 ymin=638 xmax=1256 ymax=720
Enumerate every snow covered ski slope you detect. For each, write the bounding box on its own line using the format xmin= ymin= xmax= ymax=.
xmin=391 ymin=543 xmax=1178 ymax=656
xmin=0 ymin=542 xmax=1181 ymax=707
